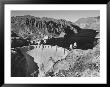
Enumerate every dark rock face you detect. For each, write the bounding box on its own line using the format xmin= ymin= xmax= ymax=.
xmin=45 ymin=71 xmax=55 ymax=77
xmin=11 ymin=48 xmax=39 ymax=77
xmin=11 ymin=38 xmax=30 ymax=48
xmin=11 ymin=48 xmax=28 ymax=77
xmin=11 ymin=31 xmax=19 ymax=37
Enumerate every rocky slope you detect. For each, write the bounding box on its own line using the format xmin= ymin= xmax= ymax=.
xmin=11 ymin=15 xmax=100 ymax=77
xmin=11 ymin=46 xmax=39 ymax=77
xmin=50 ymin=16 xmax=100 ymax=77
xmin=11 ymin=15 xmax=81 ymax=40
xmin=46 ymin=16 xmax=100 ymax=77
xmin=52 ymin=40 xmax=100 ymax=77
xmin=75 ymin=16 xmax=100 ymax=32
xmin=11 ymin=15 xmax=98 ymax=49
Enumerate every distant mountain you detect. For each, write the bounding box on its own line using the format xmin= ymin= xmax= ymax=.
xmin=11 ymin=15 xmax=81 ymax=40
xmin=75 ymin=16 xmax=100 ymax=32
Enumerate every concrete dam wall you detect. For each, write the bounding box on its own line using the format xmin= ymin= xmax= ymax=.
xmin=26 ymin=45 xmax=69 ymax=76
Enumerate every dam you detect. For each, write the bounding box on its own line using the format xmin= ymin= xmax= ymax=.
xmin=26 ymin=45 xmax=69 ymax=77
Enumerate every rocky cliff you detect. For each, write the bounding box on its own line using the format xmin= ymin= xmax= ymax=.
xmin=11 ymin=15 xmax=81 ymax=40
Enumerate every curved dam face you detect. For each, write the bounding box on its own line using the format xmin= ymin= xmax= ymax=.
xmin=26 ymin=45 xmax=69 ymax=77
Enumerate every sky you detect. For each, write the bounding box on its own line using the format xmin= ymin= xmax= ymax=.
xmin=11 ymin=10 xmax=100 ymax=22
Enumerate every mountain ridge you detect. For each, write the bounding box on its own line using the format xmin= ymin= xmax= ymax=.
xmin=75 ymin=16 xmax=100 ymax=32
xmin=11 ymin=15 xmax=81 ymax=41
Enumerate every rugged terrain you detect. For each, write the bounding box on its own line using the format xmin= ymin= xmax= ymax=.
xmin=11 ymin=15 xmax=100 ymax=77
xmin=11 ymin=15 xmax=80 ymax=40
xmin=75 ymin=16 xmax=100 ymax=37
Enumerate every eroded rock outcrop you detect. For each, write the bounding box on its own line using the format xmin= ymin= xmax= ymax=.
xmin=11 ymin=15 xmax=81 ymax=40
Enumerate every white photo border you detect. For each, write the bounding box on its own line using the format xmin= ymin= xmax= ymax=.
xmin=4 ymin=4 xmax=107 ymax=84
